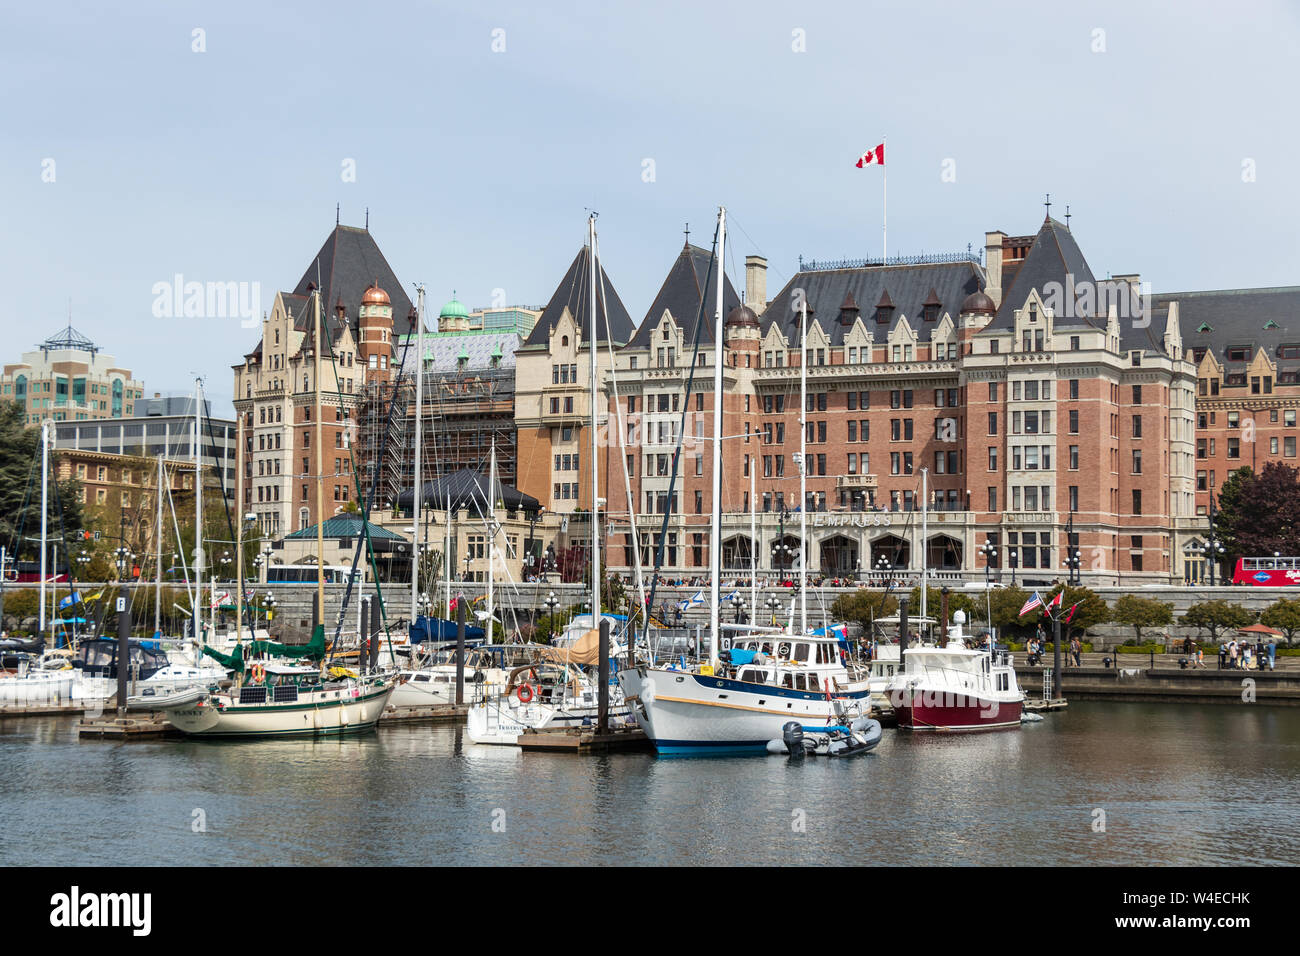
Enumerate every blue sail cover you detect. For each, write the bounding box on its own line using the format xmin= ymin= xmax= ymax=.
xmin=409 ymin=616 xmax=485 ymax=644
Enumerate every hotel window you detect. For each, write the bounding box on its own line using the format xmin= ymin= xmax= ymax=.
xmin=1132 ymin=489 xmax=1142 ymax=515
xmin=1132 ymin=450 xmax=1142 ymax=474
xmin=988 ymin=448 xmax=997 ymax=471
xmin=1271 ymin=437 xmax=1279 ymax=454
xmin=860 ymin=420 xmax=869 ymax=440
xmin=1288 ymin=438 xmax=1297 ymax=458
xmin=1228 ymin=438 xmax=1240 ymax=459
xmin=1069 ymin=380 xmax=1079 ymax=400
xmin=1069 ymin=410 xmax=1079 ymax=434
xmin=1228 ymin=411 xmax=1240 ymax=428
xmin=1132 ymin=415 xmax=1142 ymax=438
xmin=988 ymin=382 xmax=998 ymax=401
xmin=1069 ymin=486 xmax=1079 ymax=511
xmin=988 ymin=487 xmax=997 ymax=511
xmin=1069 ymin=445 xmax=1079 ymax=469
xmin=848 ymin=421 xmax=857 ymax=442
xmin=988 ymin=412 xmax=998 ymax=435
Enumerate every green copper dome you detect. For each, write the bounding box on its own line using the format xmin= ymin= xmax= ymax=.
xmin=439 ymin=293 xmax=469 ymax=320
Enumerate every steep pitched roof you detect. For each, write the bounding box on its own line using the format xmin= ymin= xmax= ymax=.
xmin=523 ymin=246 xmax=635 ymax=349
xmin=1150 ymin=287 xmax=1300 ymax=365
xmin=292 ymin=224 xmax=415 ymax=336
xmin=394 ymin=331 xmax=523 ymax=374
xmin=284 ymin=514 xmax=407 ymax=541
xmin=985 ymin=217 xmax=1095 ymax=330
xmin=759 ymin=261 xmax=983 ymax=345
xmin=628 ymin=242 xmax=741 ymax=348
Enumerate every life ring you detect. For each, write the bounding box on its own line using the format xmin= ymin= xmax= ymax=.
xmin=251 ymin=663 xmax=266 ymax=684
xmin=516 ymin=683 xmax=535 ymax=704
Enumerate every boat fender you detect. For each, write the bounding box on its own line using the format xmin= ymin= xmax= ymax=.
xmin=517 ymin=683 xmax=535 ymax=704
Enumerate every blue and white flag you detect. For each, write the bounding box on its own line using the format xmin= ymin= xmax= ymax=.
xmin=58 ymin=592 xmax=81 ymax=609
xmin=677 ymin=590 xmax=706 ymax=611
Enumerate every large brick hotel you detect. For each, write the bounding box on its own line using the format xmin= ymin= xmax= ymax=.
xmin=233 ymin=210 xmax=1299 ymax=589
xmin=515 ymin=212 xmax=1297 ymax=589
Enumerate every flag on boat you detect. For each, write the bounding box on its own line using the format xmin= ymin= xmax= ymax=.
xmin=1062 ymin=602 xmax=1080 ymax=624
xmin=855 ymin=143 xmax=884 ymax=168
xmin=1018 ymin=591 xmax=1044 ymax=617
xmin=1044 ymin=591 xmax=1063 ymax=614
xmin=723 ymin=590 xmax=741 ymax=603
xmin=83 ymin=590 xmax=103 ymax=603
xmin=208 ymin=590 xmax=230 ymax=609
xmin=58 ymin=592 xmax=81 ymax=609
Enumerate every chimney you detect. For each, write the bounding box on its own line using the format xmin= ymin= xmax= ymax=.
xmin=984 ymin=231 xmax=1006 ymax=309
xmin=745 ymin=255 xmax=768 ymax=313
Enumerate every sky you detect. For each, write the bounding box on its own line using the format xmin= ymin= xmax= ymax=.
xmin=3 ymin=0 xmax=1298 ymax=418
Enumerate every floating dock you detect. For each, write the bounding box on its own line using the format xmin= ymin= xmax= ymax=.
xmin=516 ymin=725 xmax=650 ymax=753
xmin=78 ymin=714 xmax=178 ymax=739
xmin=1023 ymin=698 xmax=1069 ymax=713
xmin=379 ymin=703 xmax=468 ymax=724
xmin=0 ymin=702 xmax=90 ymax=719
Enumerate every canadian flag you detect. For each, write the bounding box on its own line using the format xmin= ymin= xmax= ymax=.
xmin=1045 ymin=591 xmax=1064 ymax=614
xmin=856 ymin=143 xmax=884 ymax=168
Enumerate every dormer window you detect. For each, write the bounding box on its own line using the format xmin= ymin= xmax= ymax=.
xmin=561 ymin=335 xmax=568 ymax=347
xmin=1028 ymin=304 xmax=1038 ymax=323
xmin=1197 ymin=322 xmax=1213 ymax=333
xmin=1226 ymin=346 xmax=1250 ymax=362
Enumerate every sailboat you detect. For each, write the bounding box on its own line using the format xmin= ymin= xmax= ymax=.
xmin=466 ymin=215 xmax=630 ymax=744
xmin=157 ymin=288 xmax=397 ymax=737
xmin=617 ymin=207 xmax=875 ymax=755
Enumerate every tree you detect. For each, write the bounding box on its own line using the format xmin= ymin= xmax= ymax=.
xmin=1045 ymin=585 xmax=1110 ymax=641
xmin=1112 ymin=594 xmax=1174 ymax=644
xmin=1260 ymin=597 xmax=1300 ymax=646
xmin=1215 ymin=462 xmax=1300 ymax=561
xmin=829 ymin=589 xmax=898 ymax=632
xmin=906 ymin=585 xmax=976 ymax=622
xmin=986 ymin=586 xmax=1032 ymax=637
xmin=1181 ymin=600 xmax=1252 ymax=645
xmin=0 ymin=400 xmax=84 ymax=557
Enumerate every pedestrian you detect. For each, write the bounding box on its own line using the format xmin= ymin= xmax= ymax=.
xmin=1243 ymin=643 xmax=1254 ymax=670
xmin=1229 ymin=640 xmax=1239 ymax=669
xmin=1071 ymin=637 xmax=1082 ymax=667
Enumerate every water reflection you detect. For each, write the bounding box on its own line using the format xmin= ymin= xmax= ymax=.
xmin=1 ymin=702 xmax=1297 ymax=866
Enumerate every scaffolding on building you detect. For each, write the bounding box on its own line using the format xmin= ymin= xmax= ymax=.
xmin=356 ymin=365 xmax=517 ymax=509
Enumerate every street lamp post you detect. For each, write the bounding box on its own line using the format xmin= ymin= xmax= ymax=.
xmin=1009 ymin=548 xmax=1018 ymax=587
xmin=765 ymin=594 xmax=781 ymax=627
xmin=980 ymin=539 xmax=997 ymax=635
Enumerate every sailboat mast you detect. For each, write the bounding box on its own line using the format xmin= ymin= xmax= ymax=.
xmin=193 ymin=378 xmax=204 ymax=643
xmin=750 ymin=465 xmax=757 ymax=625
xmin=445 ymin=492 xmax=452 ymax=618
xmin=709 ymin=207 xmax=725 ymax=670
xmin=588 ymin=215 xmax=601 ymax=633
xmin=921 ymin=467 xmax=928 ymax=625
xmin=412 ymin=285 xmax=424 ymax=622
xmin=799 ymin=298 xmax=808 ymax=637
xmin=314 ymin=291 xmax=325 ymax=628
xmin=155 ymin=453 xmax=164 ymax=636
xmin=487 ymin=443 xmax=497 ymax=640
xmin=38 ymin=420 xmax=50 ymax=636
xmin=234 ymin=413 xmax=244 ymax=645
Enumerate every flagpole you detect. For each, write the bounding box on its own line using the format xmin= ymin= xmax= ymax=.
xmin=882 ymin=135 xmax=887 ymax=264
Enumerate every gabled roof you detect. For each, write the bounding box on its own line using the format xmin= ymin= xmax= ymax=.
xmin=523 ymin=246 xmax=635 ymax=349
xmin=396 ymin=468 xmax=541 ymax=514
xmin=985 ymin=217 xmax=1096 ymax=330
xmin=627 ymin=242 xmax=741 ymax=348
xmin=759 ymin=261 xmax=983 ymax=345
xmin=292 ymin=224 xmax=415 ymax=337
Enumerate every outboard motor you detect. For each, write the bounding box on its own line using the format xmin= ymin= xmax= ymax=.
xmin=782 ymin=721 xmax=805 ymax=758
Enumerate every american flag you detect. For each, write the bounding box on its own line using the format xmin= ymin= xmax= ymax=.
xmin=1018 ymin=591 xmax=1044 ymax=617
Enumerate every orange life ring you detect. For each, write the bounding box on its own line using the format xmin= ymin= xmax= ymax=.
xmin=516 ymin=683 xmax=535 ymax=704
xmin=251 ymin=663 xmax=266 ymax=684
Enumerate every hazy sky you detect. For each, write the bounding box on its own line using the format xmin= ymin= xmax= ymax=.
xmin=4 ymin=1 xmax=1298 ymax=417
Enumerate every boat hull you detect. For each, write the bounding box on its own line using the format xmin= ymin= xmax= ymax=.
xmin=164 ymin=681 xmax=396 ymax=738
xmin=891 ymin=687 xmax=1023 ymax=731
xmin=619 ymin=667 xmax=871 ymax=756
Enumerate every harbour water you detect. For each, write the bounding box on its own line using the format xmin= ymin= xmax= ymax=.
xmin=1 ymin=702 xmax=1297 ymax=866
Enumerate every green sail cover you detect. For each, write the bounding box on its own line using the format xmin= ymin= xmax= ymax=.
xmin=249 ymin=624 xmax=327 ymax=661
xmin=201 ymin=641 xmax=245 ymax=673
xmin=199 ymin=626 xmax=326 ymax=672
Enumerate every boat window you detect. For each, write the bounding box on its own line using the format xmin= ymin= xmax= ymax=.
xmin=761 ymin=643 xmax=773 ymax=655
xmin=794 ymin=643 xmax=810 ymax=662
xmin=414 ymin=674 xmax=430 ymax=682
xmin=794 ymin=674 xmax=806 ymax=691
xmin=778 ymin=642 xmax=792 ymax=659
xmin=782 ymin=673 xmax=793 ymax=688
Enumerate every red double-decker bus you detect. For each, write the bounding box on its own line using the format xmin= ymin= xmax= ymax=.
xmin=1232 ymin=556 xmax=1300 ymax=586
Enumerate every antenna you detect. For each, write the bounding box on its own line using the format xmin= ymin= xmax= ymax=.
xmin=1044 ymin=193 xmax=1052 ymax=219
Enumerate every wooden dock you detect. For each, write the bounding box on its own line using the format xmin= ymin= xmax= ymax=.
xmin=379 ymin=703 xmax=468 ymax=724
xmin=516 ymin=725 xmax=651 ymax=754
xmin=1023 ymin=698 xmax=1069 ymax=713
xmin=0 ymin=702 xmax=91 ymax=719
xmin=78 ymin=714 xmax=178 ymax=739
